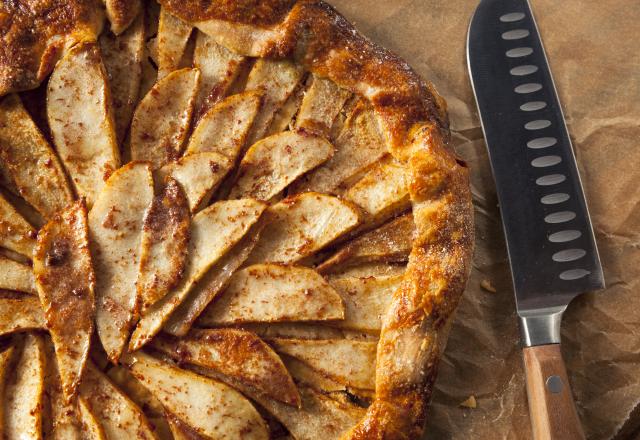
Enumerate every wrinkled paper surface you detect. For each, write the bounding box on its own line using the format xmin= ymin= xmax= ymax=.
xmin=329 ymin=1 xmax=640 ymax=438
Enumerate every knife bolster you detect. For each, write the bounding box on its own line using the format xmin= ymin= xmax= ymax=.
xmin=519 ymin=308 xmax=564 ymax=347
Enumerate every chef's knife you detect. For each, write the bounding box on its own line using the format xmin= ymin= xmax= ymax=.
xmin=467 ymin=1 xmax=604 ymax=438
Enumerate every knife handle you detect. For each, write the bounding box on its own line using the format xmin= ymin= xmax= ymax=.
xmin=523 ymin=344 xmax=585 ymax=440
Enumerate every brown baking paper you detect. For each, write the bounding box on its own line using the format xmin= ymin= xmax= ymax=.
xmin=329 ymin=1 xmax=640 ymax=438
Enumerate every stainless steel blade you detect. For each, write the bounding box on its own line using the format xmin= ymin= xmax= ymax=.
xmin=467 ymin=0 xmax=604 ymax=345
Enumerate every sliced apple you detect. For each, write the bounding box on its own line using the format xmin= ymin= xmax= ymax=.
xmin=193 ymin=31 xmax=247 ymax=116
xmin=33 ymin=200 xmax=95 ymax=400
xmin=269 ymin=338 xmax=376 ymax=390
xmin=0 ymin=346 xmax=14 ymax=436
xmin=157 ymin=7 xmax=193 ymax=79
xmin=267 ymin=84 xmax=305 ymax=135
xmin=156 ymin=152 xmax=232 ymax=212
xmin=200 ymin=264 xmax=344 ymax=325
xmin=344 ymin=155 xmax=411 ymax=225
xmin=245 ymin=59 xmax=305 ymax=146
xmin=229 ymin=131 xmax=334 ymax=201
xmin=89 ymin=162 xmax=154 ymax=362
xmin=129 ymin=199 xmax=266 ymax=350
xmin=130 ymin=68 xmax=200 ymax=169
xmin=136 ymin=178 xmax=190 ymax=312
xmin=329 ymin=275 xmax=404 ymax=333
xmin=328 ymin=263 xmax=407 ymax=281
xmin=296 ymin=75 xmax=351 ymax=136
xmin=0 ymin=256 xmax=36 ymax=294
xmin=77 ymin=396 xmax=107 ymax=440
xmin=100 ymin=13 xmax=145 ymax=144
xmin=0 ymin=192 xmax=37 ymax=257
xmin=164 ymin=222 xmax=261 ymax=336
xmin=165 ymin=413 xmax=203 ymax=440
xmin=208 ymin=374 xmax=365 ymax=440
xmin=47 ymin=41 xmax=120 ymax=207
xmin=80 ymin=363 xmax=157 ymax=440
xmin=238 ymin=322 xmax=347 ymax=341
xmin=4 ymin=334 xmax=45 ymax=440
xmin=106 ymin=364 xmax=165 ymax=416
xmin=291 ymin=102 xmax=387 ymax=194
xmin=139 ymin=55 xmax=158 ymax=100
xmin=151 ymin=328 xmax=300 ymax=406
xmin=0 ymin=94 xmax=74 ymax=218
xmin=0 ymin=295 xmax=45 ymax=336
xmin=246 ymin=193 xmax=360 ymax=264
xmin=43 ymin=339 xmax=84 ymax=440
xmin=104 ymin=0 xmax=142 ymax=35
xmin=185 ymin=91 xmax=262 ymax=161
xmin=123 ymin=351 xmax=269 ymax=439
xmin=318 ymin=213 xmax=414 ymax=273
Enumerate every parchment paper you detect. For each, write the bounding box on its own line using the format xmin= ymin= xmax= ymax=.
xmin=328 ymin=1 xmax=640 ymax=438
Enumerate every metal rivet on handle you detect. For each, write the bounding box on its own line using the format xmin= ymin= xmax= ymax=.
xmin=532 ymin=155 xmax=562 ymax=168
xmin=541 ymin=193 xmax=570 ymax=205
xmin=545 ymin=211 xmax=576 ymax=224
xmin=515 ymin=83 xmax=542 ymax=93
xmin=552 ymin=248 xmax=587 ymax=262
xmin=528 ymin=137 xmax=557 ymax=149
xmin=546 ymin=375 xmax=564 ymax=394
xmin=548 ymin=230 xmax=582 ymax=243
xmin=525 ymin=120 xmax=552 ymax=130
xmin=560 ymin=269 xmax=591 ymax=280
xmin=536 ymin=174 xmax=566 ymax=186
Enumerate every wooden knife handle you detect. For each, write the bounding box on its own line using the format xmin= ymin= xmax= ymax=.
xmin=523 ymin=344 xmax=585 ymax=440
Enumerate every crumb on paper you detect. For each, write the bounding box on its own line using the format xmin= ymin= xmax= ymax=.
xmin=460 ymin=395 xmax=477 ymax=409
xmin=480 ymin=279 xmax=496 ymax=293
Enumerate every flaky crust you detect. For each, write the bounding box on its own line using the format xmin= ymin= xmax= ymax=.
xmin=156 ymin=1 xmax=473 ymax=438
xmin=1 ymin=0 xmax=474 ymax=437
xmin=0 ymin=0 xmax=104 ymax=95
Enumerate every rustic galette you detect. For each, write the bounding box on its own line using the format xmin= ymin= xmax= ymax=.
xmin=0 ymin=0 xmax=473 ymax=439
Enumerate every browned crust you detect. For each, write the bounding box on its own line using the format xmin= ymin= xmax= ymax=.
xmin=0 ymin=0 xmax=103 ymax=96
xmin=155 ymin=1 xmax=473 ymax=438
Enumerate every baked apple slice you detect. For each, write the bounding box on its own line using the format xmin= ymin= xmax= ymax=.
xmin=229 ymin=131 xmax=334 ymax=201
xmin=318 ymin=213 xmax=414 ymax=273
xmin=157 ymin=7 xmax=193 ymax=79
xmin=4 ymin=334 xmax=45 ymax=440
xmin=47 ymin=41 xmax=120 ymax=207
xmin=164 ymin=223 xmax=261 ymax=336
xmin=291 ymin=102 xmax=387 ymax=194
xmin=130 ymin=68 xmax=200 ymax=169
xmin=0 ymin=94 xmax=74 ymax=218
xmin=0 ymin=188 xmax=37 ymax=257
xmin=344 ymin=155 xmax=411 ymax=225
xmin=295 ymin=75 xmax=351 ymax=136
xmin=151 ymin=328 xmax=300 ymax=407
xmin=0 ymin=257 xmax=35 ymax=294
xmin=129 ymin=199 xmax=266 ymax=350
xmin=200 ymin=264 xmax=344 ymax=325
xmin=247 ymin=193 xmax=361 ymax=264
xmin=0 ymin=295 xmax=45 ymax=337
xmin=136 ymin=178 xmax=190 ymax=312
xmin=185 ymin=91 xmax=262 ymax=160
xmin=33 ymin=200 xmax=95 ymax=400
xmin=328 ymin=275 xmax=404 ymax=333
xmin=77 ymin=397 xmax=107 ymax=440
xmin=193 ymin=31 xmax=247 ymax=115
xmin=89 ymin=162 xmax=154 ymax=362
xmin=0 ymin=346 xmax=15 ymax=436
xmin=156 ymin=152 xmax=233 ymax=212
xmin=245 ymin=59 xmax=305 ymax=145
xmin=79 ymin=363 xmax=157 ymax=440
xmin=100 ymin=13 xmax=145 ymax=144
xmin=104 ymin=0 xmax=141 ymax=35
xmin=43 ymin=339 xmax=82 ymax=439
xmin=123 ymin=351 xmax=269 ymax=440
xmin=269 ymin=338 xmax=377 ymax=390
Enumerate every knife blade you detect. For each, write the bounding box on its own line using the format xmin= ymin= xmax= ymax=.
xmin=467 ymin=0 xmax=604 ymax=438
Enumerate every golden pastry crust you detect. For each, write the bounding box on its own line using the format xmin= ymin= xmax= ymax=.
xmin=156 ymin=1 xmax=474 ymax=438
xmin=0 ymin=0 xmax=103 ymax=95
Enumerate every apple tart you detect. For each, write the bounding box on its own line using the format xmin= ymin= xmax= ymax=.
xmin=0 ymin=0 xmax=474 ymax=439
